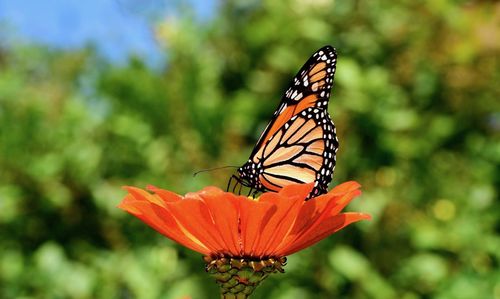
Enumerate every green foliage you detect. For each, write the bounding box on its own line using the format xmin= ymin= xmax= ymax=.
xmin=0 ymin=0 xmax=499 ymax=298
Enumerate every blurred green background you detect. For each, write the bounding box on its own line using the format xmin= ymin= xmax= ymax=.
xmin=1 ymin=0 xmax=499 ymax=298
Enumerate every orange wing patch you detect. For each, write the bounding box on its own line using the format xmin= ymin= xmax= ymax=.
xmin=310 ymin=70 xmax=327 ymax=83
xmin=306 ymin=140 xmax=325 ymax=155
xmin=260 ymin=175 xmax=282 ymax=191
xmin=296 ymin=94 xmax=318 ymax=113
xmin=265 ymin=164 xmax=316 ymax=184
xmin=282 ymin=116 xmax=306 ymax=141
xmin=263 ymin=130 xmax=283 ymax=157
xmin=263 ymin=145 xmax=304 ymax=166
xmin=260 ymin=105 xmax=293 ymax=147
xmin=310 ymin=62 xmax=326 ymax=75
xmin=293 ymin=154 xmax=323 ymax=171
xmin=299 ymin=125 xmax=323 ymax=144
xmin=287 ymin=119 xmax=316 ymax=144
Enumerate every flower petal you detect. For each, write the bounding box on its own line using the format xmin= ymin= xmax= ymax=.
xmin=119 ymin=181 xmax=370 ymax=259
xmin=122 ymin=186 xmax=167 ymax=208
xmin=327 ymin=181 xmax=361 ymax=196
xmin=187 ymin=186 xmax=223 ymax=200
xmin=161 ymin=198 xmax=227 ymax=254
xmin=256 ymin=191 xmax=306 ymax=257
xmin=276 ymin=182 xmax=314 ymax=199
xmin=147 ymin=185 xmax=182 ymax=203
xmin=117 ymin=194 xmax=143 ymax=214
xmin=279 ymin=212 xmax=371 ymax=256
xmin=272 ymin=186 xmax=362 ymax=254
xmin=238 ymin=198 xmax=276 ymax=256
xmin=198 ymin=191 xmax=242 ymax=256
xmin=119 ymin=194 xmax=211 ymax=255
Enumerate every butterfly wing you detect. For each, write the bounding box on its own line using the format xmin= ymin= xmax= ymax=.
xmin=237 ymin=46 xmax=339 ymax=197
xmin=250 ymin=45 xmax=337 ymax=157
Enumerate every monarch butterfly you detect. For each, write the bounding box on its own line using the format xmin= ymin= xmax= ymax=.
xmin=229 ymin=45 xmax=339 ymax=198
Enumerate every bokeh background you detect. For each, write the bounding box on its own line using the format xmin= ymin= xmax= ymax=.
xmin=1 ymin=0 xmax=499 ymax=298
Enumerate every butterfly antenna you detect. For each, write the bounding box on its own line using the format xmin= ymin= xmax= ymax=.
xmin=193 ymin=166 xmax=239 ymax=177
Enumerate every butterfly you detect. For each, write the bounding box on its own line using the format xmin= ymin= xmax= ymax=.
xmin=229 ymin=45 xmax=339 ymax=198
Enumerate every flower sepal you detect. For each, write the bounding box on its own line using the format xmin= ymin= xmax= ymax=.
xmin=204 ymin=256 xmax=287 ymax=299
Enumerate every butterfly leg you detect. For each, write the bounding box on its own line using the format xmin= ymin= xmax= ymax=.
xmin=227 ymin=175 xmax=234 ymax=192
xmin=232 ymin=177 xmax=238 ymax=194
xmin=228 ymin=174 xmax=243 ymax=195
xmin=237 ymin=179 xmax=243 ymax=195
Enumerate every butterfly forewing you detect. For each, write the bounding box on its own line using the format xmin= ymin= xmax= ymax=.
xmin=251 ymin=46 xmax=337 ymax=155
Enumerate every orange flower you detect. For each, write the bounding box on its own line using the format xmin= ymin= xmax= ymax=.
xmin=118 ymin=181 xmax=370 ymax=258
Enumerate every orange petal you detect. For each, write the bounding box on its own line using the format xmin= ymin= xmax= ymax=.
xmin=117 ymin=194 xmax=143 ymax=214
xmin=328 ymin=181 xmax=361 ymax=196
xmin=320 ymin=189 xmax=362 ymax=217
xmin=276 ymin=182 xmax=314 ymax=198
xmin=121 ymin=186 xmax=149 ymax=201
xmin=123 ymin=186 xmax=166 ymax=208
xmin=199 ymin=191 xmax=242 ymax=256
xmin=147 ymin=185 xmax=182 ymax=203
xmin=273 ymin=188 xmax=361 ymax=254
xmin=119 ymin=182 xmax=369 ymax=258
xmin=256 ymin=192 xmax=306 ymax=257
xmin=200 ymin=186 xmax=227 ymax=195
xmin=162 ymin=199 xmax=228 ymax=254
xmin=273 ymin=195 xmax=331 ymax=252
xmin=239 ymin=198 xmax=276 ymax=256
xmin=279 ymin=212 xmax=371 ymax=256
xmin=120 ymin=198 xmax=211 ymax=255
xmin=301 ymin=190 xmax=360 ymax=233
xmin=308 ymin=181 xmax=361 ymax=210
xmin=186 ymin=186 xmax=225 ymax=200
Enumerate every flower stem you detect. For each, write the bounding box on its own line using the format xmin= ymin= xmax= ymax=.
xmin=204 ymin=256 xmax=286 ymax=298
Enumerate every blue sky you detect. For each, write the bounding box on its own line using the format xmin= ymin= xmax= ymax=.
xmin=0 ymin=0 xmax=217 ymax=65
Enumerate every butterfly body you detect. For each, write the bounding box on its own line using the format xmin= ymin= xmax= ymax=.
xmin=233 ymin=46 xmax=339 ymax=198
